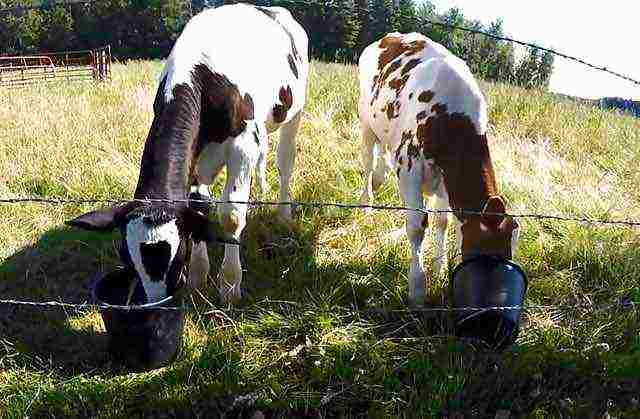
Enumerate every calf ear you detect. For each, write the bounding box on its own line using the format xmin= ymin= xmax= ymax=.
xmin=181 ymin=208 xmax=239 ymax=245
xmin=65 ymin=201 xmax=139 ymax=232
xmin=481 ymin=195 xmax=507 ymax=230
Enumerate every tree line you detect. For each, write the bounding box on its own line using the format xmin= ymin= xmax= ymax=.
xmin=0 ymin=0 xmax=554 ymax=89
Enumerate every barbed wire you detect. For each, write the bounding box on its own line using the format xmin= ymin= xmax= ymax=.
xmin=2 ymin=196 xmax=640 ymax=228
xmin=272 ymin=0 xmax=640 ymax=88
xmin=0 ymin=2 xmax=638 ymax=320
xmin=1 ymin=195 xmax=638 ymax=314
xmin=0 ymin=296 xmax=635 ymax=314
xmin=1 ymin=0 xmax=639 ymax=88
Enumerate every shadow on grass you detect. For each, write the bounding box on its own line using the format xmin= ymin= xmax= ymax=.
xmin=0 ymin=227 xmax=119 ymax=375
xmin=3 ymin=207 xmax=640 ymax=417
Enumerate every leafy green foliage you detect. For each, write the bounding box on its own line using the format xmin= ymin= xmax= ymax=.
xmin=0 ymin=0 xmax=553 ymax=88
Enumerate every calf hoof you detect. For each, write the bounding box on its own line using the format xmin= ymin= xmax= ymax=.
xmin=278 ymin=204 xmax=293 ymax=221
xmin=407 ymin=278 xmax=426 ymax=308
xmin=407 ymin=294 xmax=425 ymax=309
xmin=217 ymin=265 xmax=242 ymax=304
xmin=218 ymin=282 xmax=242 ymax=304
xmin=189 ymin=191 xmax=212 ymax=216
xmin=359 ymin=193 xmax=373 ymax=215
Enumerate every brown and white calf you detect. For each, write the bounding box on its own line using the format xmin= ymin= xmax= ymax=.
xmin=358 ymin=32 xmax=519 ymax=306
xmin=67 ymin=4 xmax=309 ymax=304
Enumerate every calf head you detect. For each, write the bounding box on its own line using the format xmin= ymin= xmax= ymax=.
xmin=460 ymin=196 xmax=520 ymax=260
xmin=66 ymin=201 xmax=233 ymax=303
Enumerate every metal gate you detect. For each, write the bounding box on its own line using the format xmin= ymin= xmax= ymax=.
xmin=0 ymin=45 xmax=111 ymax=88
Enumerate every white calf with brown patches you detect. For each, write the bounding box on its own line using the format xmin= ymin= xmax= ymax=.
xmin=67 ymin=4 xmax=309 ymax=304
xmin=358 ymin=33 xmax=519 ymax=306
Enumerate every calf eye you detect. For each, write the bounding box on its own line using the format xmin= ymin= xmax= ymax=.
xmin=140 ymin=241 xmax=171 ymax=279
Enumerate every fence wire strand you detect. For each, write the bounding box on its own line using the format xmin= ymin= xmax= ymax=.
xmin=1 ymin=1 xmax=639 ymax=315
xmin=0 ymin=297 xmax=636 ymax=314
xmin=2 ymin=197 xmax=640 ymax=228
xmin=275 ymin=0 xmax=640 ymax=87
xmin=2 ymin=0 xmax=639 ymax=88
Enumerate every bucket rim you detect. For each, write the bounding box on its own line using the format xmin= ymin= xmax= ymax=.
xmin=90 ymin=267 xmax=178 ymax=310
xmin=449 ymin=255 xmax=528 ymax=292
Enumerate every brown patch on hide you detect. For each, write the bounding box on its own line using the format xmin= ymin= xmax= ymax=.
xmin=415 ymin=108 xmax=497 ymax=221
xmin=195 ymin=65 xmax=255 ymax=145
xmin=255 ymin=6 xmax=278 ymax=20
xmin=256 ymin=6 xmax=302 ymax=60
xmin=381 ymin=60 xmax=402 ymax=85
xmin=273 ymin=85 xmax=293 ymax=123
xmin=388 ymin=74 xmax=410 ymax=96
xmin=418 ymin=90 xmax=434 ymax=103
xmin=385 ymin=102 xmax=394 ymax=120
xmin=385 ymin=101 xmax=400 ymax=120
xmin=401 ymin=58 xmax=421 ymax=76
xmin=461 ymin=197 xmax=519 ymax=259
xmin=288 ymin=54 xmax=299 ymax=78
xmin=432 ymin=102 xmax=447 ymax=115
xmin=284 ymin=28 xmax=301 ymax=61
xmin=371 ymin=59 xmax=402 ymax=105
xmin=395 ymin=130 xmax=413 ymax=162
xmin=378 ymin=35 xmax=426 ymax=70
xmin=421 ymin=213 xmax=429 ymax=229
xmin=136 ymin=65 xmax=255 ymax=199
xmin=416 ymin=110 xmax=428 ymax=121
xmin=378 ymin=35 xmax=405 ymax=69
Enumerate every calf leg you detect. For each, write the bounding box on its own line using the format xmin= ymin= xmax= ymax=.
xmin=372 ymin=147 xmax=390 ymax=192
xmin=186 ymin=142 xmax=226 ymax=288
xmin=359 ymin=122 xmax=380 ymax=212
xmin=277 ymin=111 xmax=301 ymax=220
xmin=218 ymin=145 xmax=254 ymax=303
xmin=398 ymin=164 xmax=426 ymax=307
xmin=191 ymin=142 xmax=225 ymax=215
xmin=188 ymin=240 xmax=210 ymax=293
xmin=254 ymin=124 xmax=270 ymax=199
xmin=431 ymin=194 xmax=449 ymax=275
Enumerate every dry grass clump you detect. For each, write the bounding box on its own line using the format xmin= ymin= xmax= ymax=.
xmin=0 ymin=61 xmax=638 ymax=418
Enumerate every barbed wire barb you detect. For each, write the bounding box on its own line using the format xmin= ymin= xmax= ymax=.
xmin=0 ymin=297 xmax=635 ymax=314
xmin=2 ymin=197 xmax=640 ymax=228
xmin=273 ymin=0 xmax=640 ymax=87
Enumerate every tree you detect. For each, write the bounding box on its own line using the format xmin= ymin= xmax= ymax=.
xmin=391 ymin=0 xmax=417 ymax=34
xmin=538 ymin=50 xmax=554 ymax=89
xmin=39 ymin=5 xmax=74 ymax=51
xmin=368 ymin=0 xmax=393 ymax=42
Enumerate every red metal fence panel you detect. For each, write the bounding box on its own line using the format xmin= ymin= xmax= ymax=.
xmin=0 ymin=45 xmax=111 ymax=88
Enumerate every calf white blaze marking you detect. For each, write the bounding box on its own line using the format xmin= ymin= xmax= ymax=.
xmin=126 ymin=217 xmax=181 ymax=303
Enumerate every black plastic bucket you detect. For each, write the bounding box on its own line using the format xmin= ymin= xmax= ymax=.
xmin=450 ymin=255 xmax=528 ymax=350
xmin=91 ymin=268 xmax=186 ymax=370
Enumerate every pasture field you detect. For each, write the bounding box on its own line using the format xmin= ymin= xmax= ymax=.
xmin=0 ymin=60 xmax=639 ymax=418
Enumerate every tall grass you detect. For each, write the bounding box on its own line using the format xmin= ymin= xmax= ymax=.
xmin=0 ymin=61 xmax=638 ymax=418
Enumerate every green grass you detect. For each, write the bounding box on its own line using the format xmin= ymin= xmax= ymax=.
xmin=0 ymin=60 xmax=639 ymax=418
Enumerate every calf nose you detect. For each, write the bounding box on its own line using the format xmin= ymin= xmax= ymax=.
xmin=140 ymin=241 xmax=171 ymax=279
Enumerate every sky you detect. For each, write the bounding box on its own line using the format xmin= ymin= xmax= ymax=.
xmin=428 ymin=0 xmax=640 ymax=100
